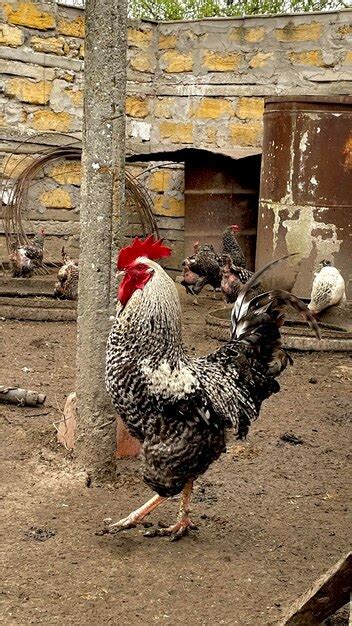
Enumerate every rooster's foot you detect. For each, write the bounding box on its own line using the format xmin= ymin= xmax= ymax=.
xmin=96 ymin=494 xmax=165 ymax=535
xmin=144 ymin=517 xmax=197 ymax=541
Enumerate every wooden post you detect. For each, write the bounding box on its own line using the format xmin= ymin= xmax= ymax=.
xmin=75 ymin=0 xmax=129 ymax=478
xmin=280 ymin=552 xmax=351 ymax=625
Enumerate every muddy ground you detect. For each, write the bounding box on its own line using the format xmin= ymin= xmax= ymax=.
xmin=1 ymin=286 xmax=351 ymax=625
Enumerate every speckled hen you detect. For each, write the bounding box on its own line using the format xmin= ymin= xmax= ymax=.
xmin=104 ymin=236 xmax=320 ymax=539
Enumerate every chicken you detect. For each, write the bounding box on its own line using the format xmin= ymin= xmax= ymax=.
xmin=181 ymin=242 xmax=222 ymax=303
xmin=9 ymin=228 xmax=45 ymax=277
xmin=54 ymin=247 xmax=79 ymax=300
xmin=222 ymin=224 xmax=246 ymax=268
xmin=221 ymin=254 xmax=263 ymax=304
xmin=308 ymin=260 xmax=346 ymax=315
xmin=103 ymin=236 xmax=320 ymax=540
xmin=181 ymin=225 xmax=247 ymax=301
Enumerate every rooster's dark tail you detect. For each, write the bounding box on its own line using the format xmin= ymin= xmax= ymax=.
xmin=231 ymin=256 xmax=320 ymax=377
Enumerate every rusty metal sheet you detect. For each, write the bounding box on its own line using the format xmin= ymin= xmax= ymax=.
xmin=257 ymin=96 xmax=352 ymax=298
xmin=185 ymin=153 xmax=260 ymax=269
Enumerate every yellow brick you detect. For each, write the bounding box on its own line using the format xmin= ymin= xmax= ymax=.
xmin=50 ymin=161 xmax=81 ymax=186
xmin=193 ymin=98 xmax=233 ymax=120
xmin=30 ymin=110 xmax=71 ymax=132
xmin=40 ymin=188 xmax=73 ymax=209
xmin=126 ymin=96 xmax=149 ymax=118
xmin=130 ymin=52 xmax=155 ymax=73
xmin=0 ymin=23 xmax=24 ymax=47
xmin=236 ymin=98 xmax=264 ymax=120
xmin=149 ymin=170 xmax=172 ymax=193
xmin=6 ymin=78 xmax=52 ymax=104
xmin=161 ymin=50 xmax=193 ymax=73
xmin=128 ymin=28 xmax=153 ymax=48
xmin=58 ymin=16 xmax=85 ymax=38
xmin=65 ymin=89 xmax=83 ymax=107
xmin=275 ymin=22 xmax=321 ymax=42
xmin=343 ymin=51 xmax=352 ymax=65
xmin=245 ymin=27 xmax=265 ymax=43
xmin=30 ymin=35 xmax=65 ymax=55
xmin=158 ymin=34 xmax=177 ymax=49
xmin=154 ymin=195 xmax=185 ymax=217
xmin=159 ymin=121 xmax=193 ymax=144
xmin=337 ymin=25 xmax=352 ymax=38
xmin=288 ymin=50 xmax=323 ymax=66
xmin=229 ymin=122 xmax=262 ymax=146
xmin=154 ymin=97 xmax=174 ymax=119
xmin=4 ymin=2 xmax=56 ymax=30
xmin=249 ymin=52 xmax=273 ymax=68
xmin=1 ymin=154 xmax=34 ymax=178
xmin=203 ymin=51 xmax=241 ymax=72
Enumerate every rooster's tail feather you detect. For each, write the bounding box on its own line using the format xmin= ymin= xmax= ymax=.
xmin=231 ymin=257 xmax=320 ymax=376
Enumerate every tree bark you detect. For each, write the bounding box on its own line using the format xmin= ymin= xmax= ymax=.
xmin=76 ymin=0 xmax=127 ymax=478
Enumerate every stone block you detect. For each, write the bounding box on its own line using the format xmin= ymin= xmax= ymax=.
xmin=236 ymin=97 xmax=264 ymax=120
xmin=30 ymin=35 xmax=65 ymax=56
xmin=229 ymin=122 xmax=262 ymax=146
xmin=160 ymin=50 xmax=193 ymax=73
xmin=249 ymin=52 xmax=273 ymax=68
xmin=40 ymin=188 xmax=73 ymax=209
xmin=30 ymin=110 xmax=72 ymax=132
xmin=0 ymin=59 xmax=55 ymax=81
xmin=149 ymin=170 xmax=172 ymax=192
xmin=343 ymin=51 xmax=352 ymax=65
xmin=0 ymin=23 xmax=24 ymax=47
xmin=203 ymin=51 xmax=241 ymax=72
xmin=5 ymin=77 xmax=52 ymax=104
xmin=154 ymin=97 xmax=174 ymax=119
xmin=158 ymin=34 xmax=177 ymax=50
xmin=337 ymin=25 xmax=352 ymax=38
xmin=275 ymin=22 xmax=321 ymax=42
xmin=154 ymin=195 xmax=185 ymax=217
xmin=57 ymin=15 xmax=85 ymax=38
xmin=288 ymin=50 xmax=324 ymax=66
xmin=126 ymin=96 xmax=149 ymax=118
xmin=4 ymin=2 xmax=56 ymax=30
xmin=129 ymin=51 xmax=155 ymax=73
xmin=192 ymin=97 xmax=233 ymax=120
xmin=49 ymin=161 xmax=81 ymax=186
xmin=159 ymin=121 xmax=193 ymax=144
xmin=245 ymin=27 xmax=266 ymax=43
xmin=128 ymin=27 xmax=153 ymax=48
xmin=1 ymin=154 xmax=35 ymax=178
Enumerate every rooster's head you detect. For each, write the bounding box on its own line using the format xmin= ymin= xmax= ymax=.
xmin=230 ymin=224 xmax=240 ymax=233
xmin=116 ymin=235 xmax=172 ymax=306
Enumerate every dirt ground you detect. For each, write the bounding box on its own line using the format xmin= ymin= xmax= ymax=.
xmin=1 ymin=285 xmax=351 ymax=625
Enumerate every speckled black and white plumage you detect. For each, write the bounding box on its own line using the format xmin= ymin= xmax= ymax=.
xmin=222 ymin=226 xmax=246 ymax=268
xmin=221 ymin=255 xmax=263 ymax=304
xmin=106 ymin=257 xmax=319 ymax=499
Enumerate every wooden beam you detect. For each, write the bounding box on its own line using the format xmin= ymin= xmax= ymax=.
xmin=280 ymin=552 xmax=352 ymax=625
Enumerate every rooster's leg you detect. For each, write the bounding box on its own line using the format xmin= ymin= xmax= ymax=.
xmin=99 ymin=494 xmax=166 ymax=535
xmin=144 ymin=481 xmax=196 ymax=541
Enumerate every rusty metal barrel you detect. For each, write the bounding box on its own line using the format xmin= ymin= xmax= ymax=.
xmin=256 ymin=96 xmax=352 ymax=298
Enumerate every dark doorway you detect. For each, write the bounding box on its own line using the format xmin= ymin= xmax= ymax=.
xmin=184 ymin=153 xmax=261 ymax=271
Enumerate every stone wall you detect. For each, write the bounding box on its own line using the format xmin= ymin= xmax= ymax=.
xmin=1 ymin=1 xmax=351 ymax=272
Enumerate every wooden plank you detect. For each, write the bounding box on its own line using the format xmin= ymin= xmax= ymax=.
xmin=280 ymin=552 xmax=352 ymax=626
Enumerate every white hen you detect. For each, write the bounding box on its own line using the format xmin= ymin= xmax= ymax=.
xmin=308 ymin=260 xmax=346 ymax=315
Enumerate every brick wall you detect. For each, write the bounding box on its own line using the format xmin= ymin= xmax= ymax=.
xmin=1 ymin=2 xmax=351 ymax=271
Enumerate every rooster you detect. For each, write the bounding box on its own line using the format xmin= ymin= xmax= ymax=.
xmin=53 ymin=247 xmax=79 ymax=300
xmin=103 ymin=236 xmax=320 ymax=540
xmin=308 ymin=260 xmax=346 ymax=315
xmin=221 ymin=254 xmax=263 ymax=304
xmin=9 ymin=228 xmax=45 ymax=277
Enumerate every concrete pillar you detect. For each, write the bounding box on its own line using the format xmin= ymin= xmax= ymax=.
xmin=76 ymin=0 xmax=128 ymax=478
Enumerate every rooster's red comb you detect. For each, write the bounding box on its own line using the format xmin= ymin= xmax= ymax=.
xmin=117 ymin=235 xmax=172 ymax=270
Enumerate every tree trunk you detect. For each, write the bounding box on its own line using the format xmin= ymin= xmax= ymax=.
xmin=76 ymin=0 xmax=128 ymax=478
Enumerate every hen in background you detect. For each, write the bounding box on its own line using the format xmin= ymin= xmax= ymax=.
xmin=308 ymin=260 xmax=346 ymax=315
xmin=222 ymin=224 xmax=246 ymax=268
xmin=53 ymin=247 xmax=79 ymax=300
xmin=9 ymin=228 xmax=45 ymax=277
xmin=220 ymin=254 xmax=263 ymax=304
